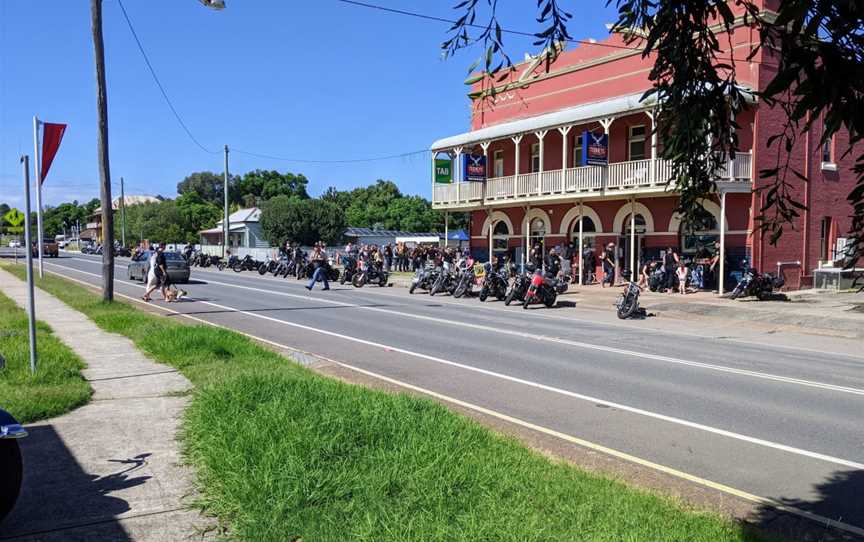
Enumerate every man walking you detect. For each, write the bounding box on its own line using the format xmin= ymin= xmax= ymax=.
xmin=601 ymin=242 xmax=616 ymax=287
xmin=305 ymin=243 xmax=330 ymax=291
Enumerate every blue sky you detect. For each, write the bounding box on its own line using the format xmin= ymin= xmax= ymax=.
xmin=0 ymin=1 xmax=618 ymax=208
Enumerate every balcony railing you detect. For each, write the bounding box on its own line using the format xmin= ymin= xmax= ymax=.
xmin=433 ymin=152 xmax=752 ymax=207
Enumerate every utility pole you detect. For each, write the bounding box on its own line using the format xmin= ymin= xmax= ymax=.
xmin=120 ymin=176 xmax=127 ymax=247
xmin=91 ymin=0 xmax=114 ymax=301
xmin=223 ymin=144 xmax=230 ymax=258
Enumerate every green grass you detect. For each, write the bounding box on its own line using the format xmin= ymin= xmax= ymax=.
xmin=1 ymin=263 xmax=765 ymax=542
xmin=0 ymin=289 xmax=91 ymax=423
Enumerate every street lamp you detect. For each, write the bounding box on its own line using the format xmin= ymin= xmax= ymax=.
xmin=89 ymin=0 xmax=224 ymax=300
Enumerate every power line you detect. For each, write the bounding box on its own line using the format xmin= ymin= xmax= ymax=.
xmin=232 ymin=148 xmax=429 ymax=164
xmin=116 ymin=0 xmax=220 ymax=154
xmin=334 ymin=0 xmax=642 ymax=52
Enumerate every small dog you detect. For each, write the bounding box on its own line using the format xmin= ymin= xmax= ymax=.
xmin=164 ymin=286 xmax=188 ymax=303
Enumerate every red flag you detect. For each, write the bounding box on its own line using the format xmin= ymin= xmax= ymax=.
xmin=40 ymin=123 xmax=67 ymax=184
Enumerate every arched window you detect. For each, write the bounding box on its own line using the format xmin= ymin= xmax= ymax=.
xmin=492 ymin=220 xmax=510 ymax=252
xmin=570 ymin=216 xmax=597 ymax=248
xmin=680 ymin=207 xmax=719 ymax=255
xmin=620 ymin=213 xmax=647 ymax=234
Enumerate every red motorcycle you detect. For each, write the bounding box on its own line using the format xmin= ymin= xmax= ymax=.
xmin=523 ymin=269 xmax=568 ymax=309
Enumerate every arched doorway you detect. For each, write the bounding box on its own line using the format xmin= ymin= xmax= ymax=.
xmin=569 ymin=216 xmax=597 ymax=249
xmin=529 ymin=217 xmax=546 ymax=264
xmin=619 ymin=213 xmax=647 ymax=271
xmin=492 ymin=220 xmax=510 ymax=259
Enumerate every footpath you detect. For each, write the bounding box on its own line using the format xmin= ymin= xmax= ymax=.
xmin=0 ymin=269 xmax=209 ymax=541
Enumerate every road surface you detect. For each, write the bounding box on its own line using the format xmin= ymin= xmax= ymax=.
xmin=14 ymin=251 xmax=864 ymax=538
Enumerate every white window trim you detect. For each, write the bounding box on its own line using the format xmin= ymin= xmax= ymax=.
xmin=493 ymin=149 xmax=505 ymax=178
xmin=821 ymin=161 xmax=838 ymax=171
xmin=573 ymin=140 xmax=583 ymax=168
xmin=628 ymin=124 xmax=647 ymax=161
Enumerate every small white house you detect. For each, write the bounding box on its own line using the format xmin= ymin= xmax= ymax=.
xmin=199 ymin=208 xmax=271 ymax=254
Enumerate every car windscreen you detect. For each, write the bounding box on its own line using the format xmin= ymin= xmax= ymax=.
xmin=163 ymin=252 xmax=184 ymax=261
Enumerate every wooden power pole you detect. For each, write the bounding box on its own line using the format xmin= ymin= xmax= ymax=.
xmin=91 ymin=0 xmax=114 ymax=301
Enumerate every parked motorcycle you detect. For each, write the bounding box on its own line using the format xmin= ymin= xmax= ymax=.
xmin=478 ymin=262 xmax=508 ymax=302
xmin=409 ymin=264 xmax=438 ymax=294
xmin=352 ymin=263 xmax=387 ymax=287
xmin=451 ymin=260 xmax=477 ymax=299
xmin=259 ymin=257 xmax=278 ymax=275
xmin=730 ymin=268 xmax=785 ymax=300
xmin=232 ymin=254 xmax=260 ymax=273
xmin=429 ymin=265 xmax=457 ymax=296
xmin=615 ymin=270 xmax=642 ymax=319
xmin=505 ymin=265 xmax=534 ymax=305
xmin=340 ymin=256 xmax=358 ymax=285
xmin=523 ymin=268 xmax=568 ymax=309
xmin=0 ymin=409 xmax=27 ymax=523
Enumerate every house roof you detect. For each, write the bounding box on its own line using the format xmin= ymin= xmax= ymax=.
xmin=216 ymin=207 xmax=260 ymax=226
xmin=199 ymin=224 xmax=247 ymax=234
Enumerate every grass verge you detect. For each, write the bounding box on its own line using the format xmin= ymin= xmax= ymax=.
xmin=0 ymin=288 xmax=91 ymax=423
xmin=1 ymin=263 xmax=765 ymax=542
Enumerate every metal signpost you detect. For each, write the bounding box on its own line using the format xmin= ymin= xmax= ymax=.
xmin=20 ymin=155 xmax=37 ymax=374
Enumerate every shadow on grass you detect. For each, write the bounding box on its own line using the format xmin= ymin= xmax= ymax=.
xmin=0 ymin=425 xmax=150 ymax=540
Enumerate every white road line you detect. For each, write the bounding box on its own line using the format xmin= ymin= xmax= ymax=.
xmin=44 ymin=262 xmax=864 ymax=470
xmin=68 ymin=253 xmax=864 ymax=363
xmin=31 ymin=262 xmax=864 ymax=538
xmin=56 ymin=258 xmax=864 ymax=396
xmin=185 ymin=275 xmax=864 ymax=398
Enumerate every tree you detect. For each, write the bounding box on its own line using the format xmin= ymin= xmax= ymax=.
xmin=260 ymin=196 xmax=345 ymax=247
xmin=177 ymin=171 xmax=237 ymax=207
xmin=444 ymin=0 xmax=864 ymax=270
xmin=233 ymin=170 xmax=309 ymax=207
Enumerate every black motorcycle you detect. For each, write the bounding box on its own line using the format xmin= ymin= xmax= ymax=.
xmin=231 ymin=254 xmax=260 ymax=273
xmin=0 ymin=409 xmax=27 ymax=523
xmin=523 ymin=268 xmax=568 ymax=309
xmin=615 ymin=271 xmax=642 ymax=319
xmin=730 ymin=269 xmax=785 ymax=300
xmin=478 ymin=263 xmax=508 ymax=302
xmin=451 ymin=261 xmax=477 ymax=299
xmin=505 ymin=265 xmax=534 ymax=305
xmin=352 ymin=263 xmax=387 ymax=287
xmin=429 ymin=265 xmax=457 ymax=296
xmin=259 ymin=257 xmax=278 ymax=275
xmin=340 ymin=256 xmax=358 ymax=285
xmin=409 ymin=265 xmax=439 ymax=294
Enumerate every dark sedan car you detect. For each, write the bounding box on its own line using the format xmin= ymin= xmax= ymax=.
xmin=127 ymin=251 xmax=190 ymax=284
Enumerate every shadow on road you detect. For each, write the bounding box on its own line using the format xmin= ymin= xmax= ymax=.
xmin=0 ymin=425 xmax=149 ymax=541
xmin=750 ymin=469 xmax=864 ymax=542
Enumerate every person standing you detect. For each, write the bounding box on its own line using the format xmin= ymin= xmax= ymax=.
xmin=384 ymin=243 xmax=393 ymax=273
xmin=601 ymin=242 xmax=616 ymax=287
xmin=663 ymin=246 xmax=680 ymax=293
xmin=676 ymin=261 xmax=689 ymax=294
xmin=305 ymin=243 xmax=330 ymax=291
xmin=142 ymin=246 xmax=160 ymax=302
xmin=582 ymin=245 xmax=595 ymax=285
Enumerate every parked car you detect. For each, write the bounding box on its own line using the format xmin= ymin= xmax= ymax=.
xmin=7 ymin=240 xmax=20 ymax=249
xmin=0 ymin=408 xmax=27 ymax=523
xmin=127 ymin=250 xmax=190 ymax=283
xmin=31 ymin=238 xmax=58 ymax=258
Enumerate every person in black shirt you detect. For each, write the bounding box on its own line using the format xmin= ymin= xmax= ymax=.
xmin=601 ymin=243 xmax=616 ymax=287
xmin=154 ymin=245 xmax=170 ymax=299
xmin=663 ymin=247 xmax=680 ymax=292
xmin=581 ymin=245 xmax=595 ymax=284
xmin=544 ymin=248 xmax=561 ymax=278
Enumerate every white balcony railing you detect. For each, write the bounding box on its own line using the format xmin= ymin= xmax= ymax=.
xmin=433 ymin=152 xmax=752 ymax=207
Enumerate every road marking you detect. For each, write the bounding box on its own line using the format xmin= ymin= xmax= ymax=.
xmin=23 ymin=262 xmax=864 ymax=539
xmin=67 ymin=253 xmax=864 ymax=363
xmin=176 ymin=274 xmax=864 ymax=398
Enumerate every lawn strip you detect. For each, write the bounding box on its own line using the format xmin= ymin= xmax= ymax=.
xmin=0 ymin=263 xmax=766 ymax=542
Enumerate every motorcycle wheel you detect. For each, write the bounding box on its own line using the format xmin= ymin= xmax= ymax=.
xmin=0 ymin=439 xmax=23 ymax=523
xmin=505 ymin=288 xmax=517 ymax=306
xmin=409 ymin=282 xmax=418 ymax=294
xmin=378 ymin=276 xmax=387 ymax=287
xmin=522 ymin=295 xmax=532 ymax=309
xmin=258 ymin=265 xmax=268 ymax=275
xmin=453 ymin=282 xmax=467 ymax=298
xmin=352 ymin=273 xmax=365 ymax=288
xmin=340 ymin=273 xmax=348 ymax=285
xmin=756 ymin=290 xmax=768 ymax=301
xmin=729 ymin=286 xmax=742 ymax=300
xmin=478 ymin=287 xmax=488 ymax=302
xmin=232 ymin=263 xmax=243 ymax=273
xmin=331 ymin=269 xmax=341 ymax=282
xmin=216 ymin=262 xmax=225 ymax=271
xmin=617 ymin=295 xmax=638 ymax=319
xmin=544 ymin=293 xmax=557 ymax=308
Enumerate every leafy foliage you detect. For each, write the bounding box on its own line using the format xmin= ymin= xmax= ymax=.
xmin=444 ymin=0 xmax=864 ymax=273
xmin=260 ymin=195 xmax=345 ymax=247
xmin=233 ymin=169 xmax=310 ymax=207
xmin=177 ymin=171 xmax=238 ymax=207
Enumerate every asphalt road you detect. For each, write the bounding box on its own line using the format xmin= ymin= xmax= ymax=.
xmin=13 ymin=251 xmax=864 ymax=537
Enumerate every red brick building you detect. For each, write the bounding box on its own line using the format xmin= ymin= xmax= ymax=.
xmin=429 ymin=0 xmax=855 ymax=290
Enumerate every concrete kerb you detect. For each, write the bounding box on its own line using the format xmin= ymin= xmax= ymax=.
xmin=0 ymin=268 xmax=212 ymax=541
